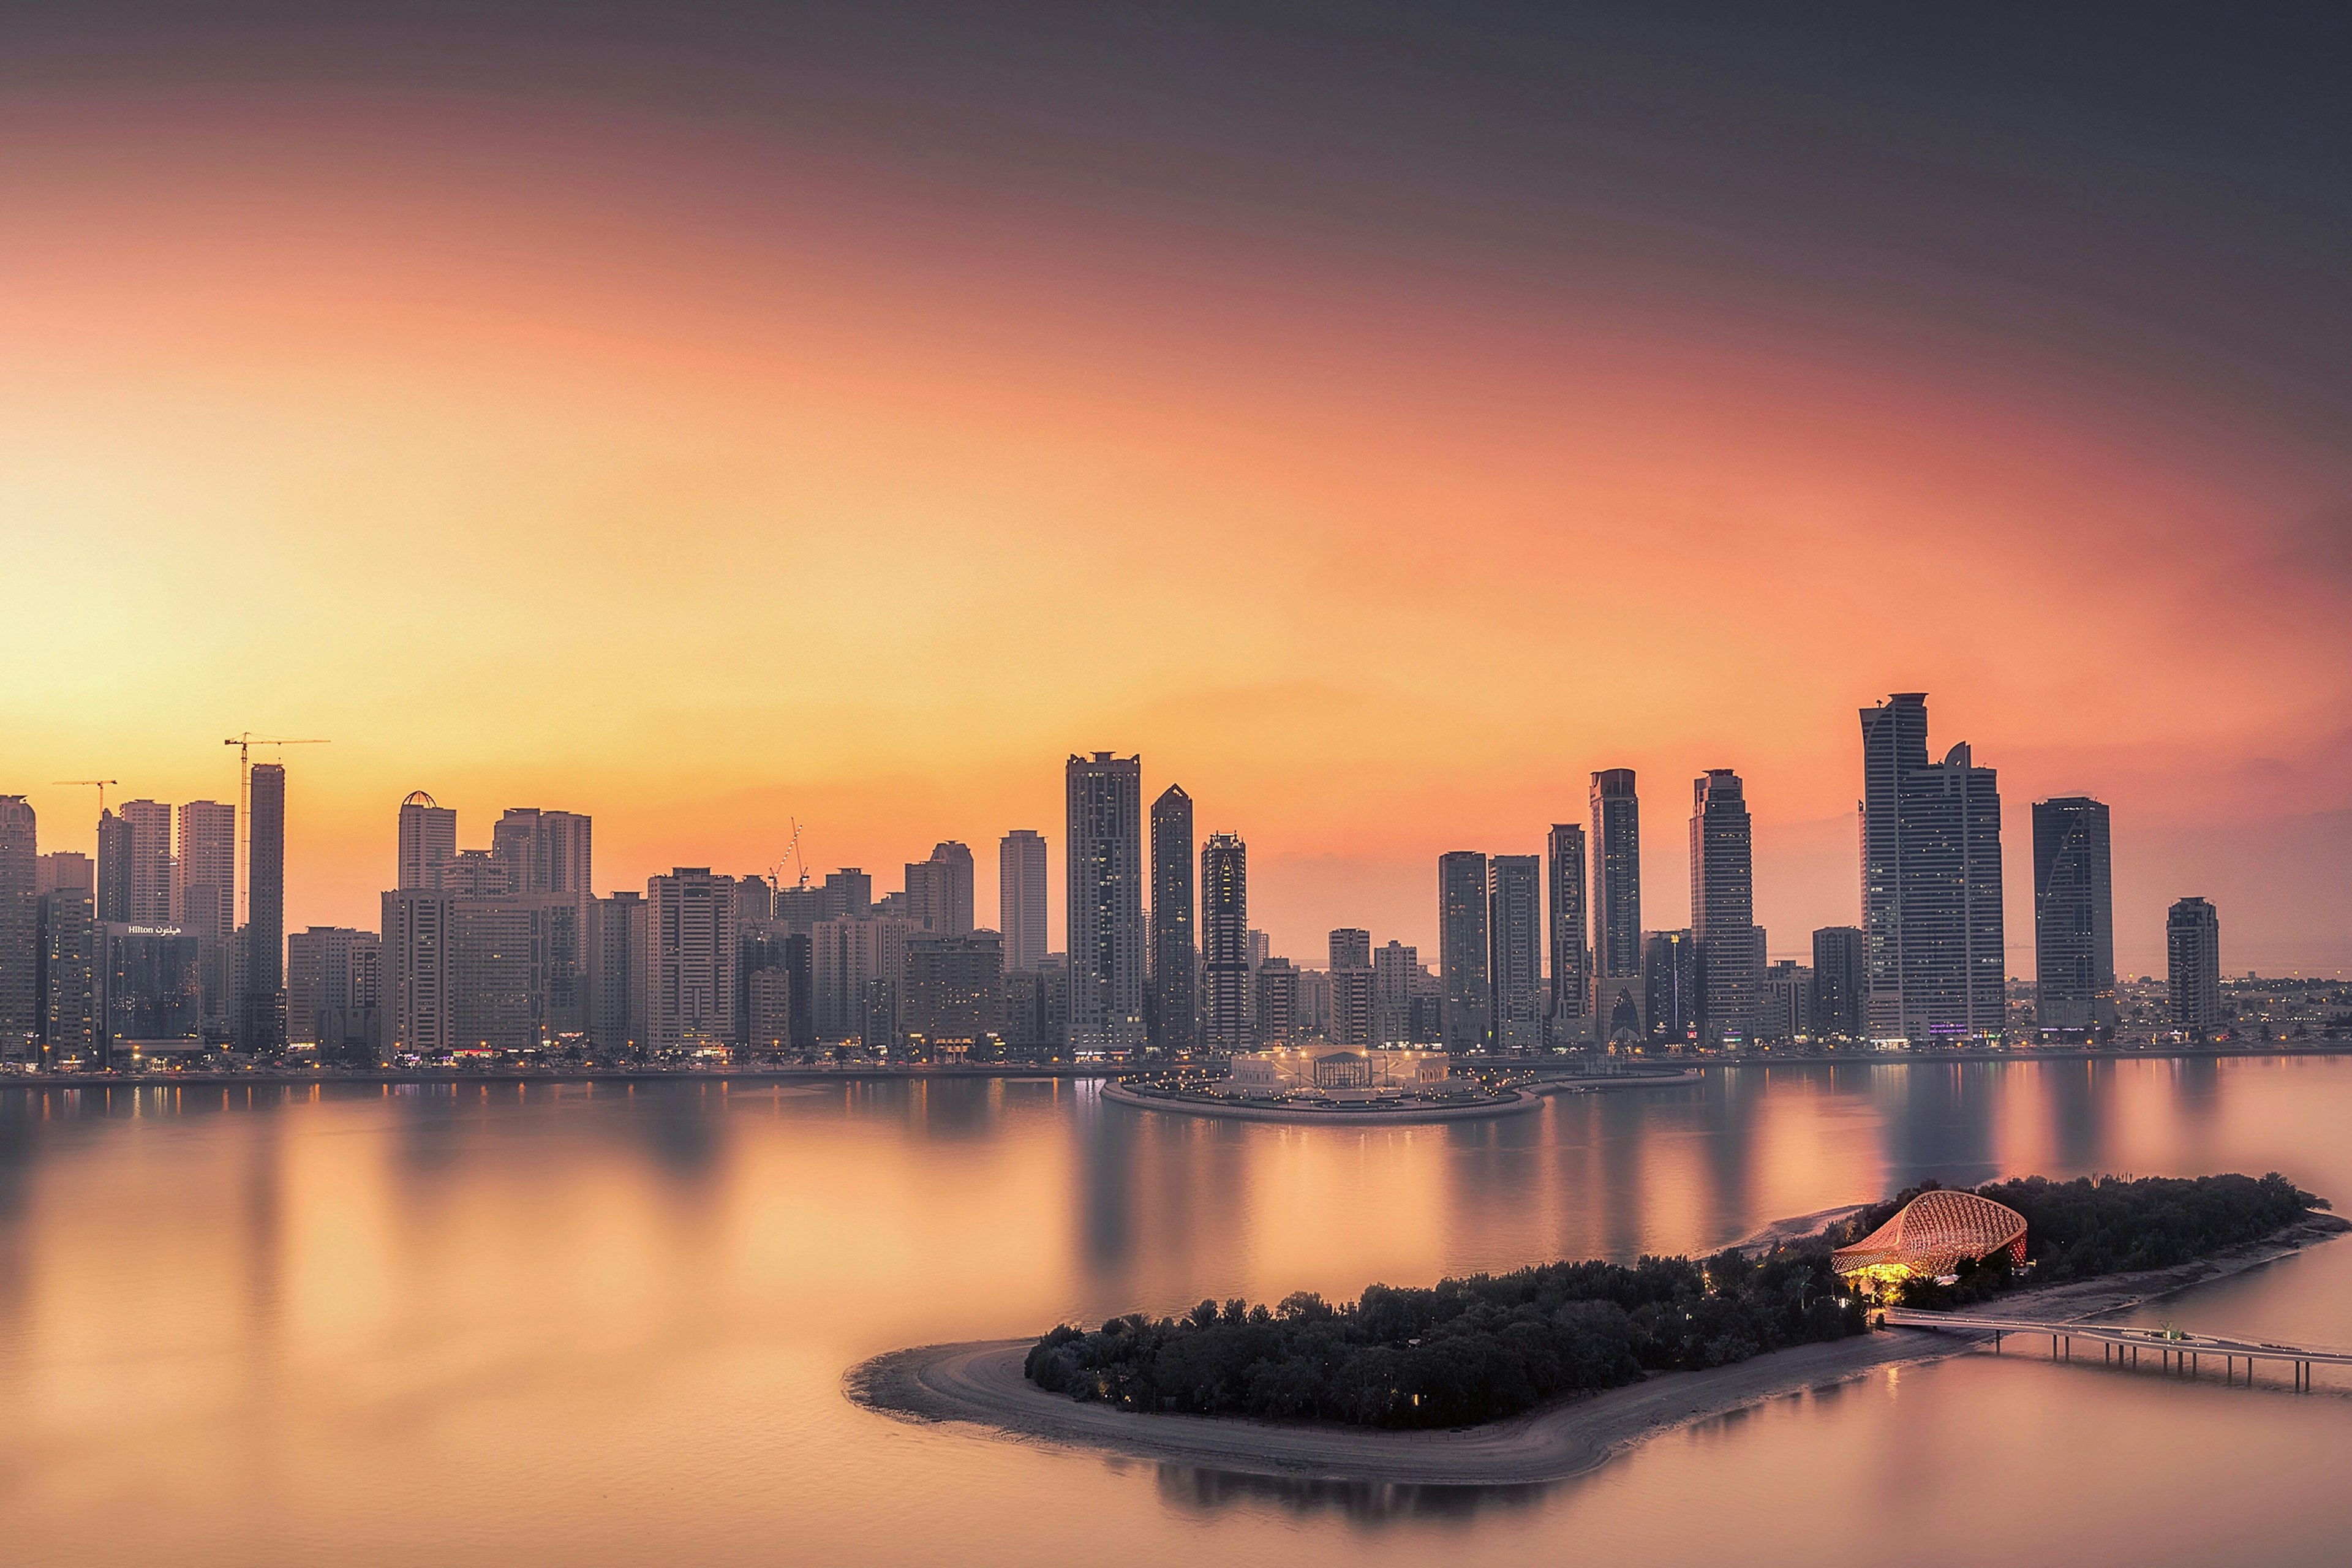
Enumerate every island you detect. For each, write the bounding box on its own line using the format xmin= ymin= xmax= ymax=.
xmin=848 ymin=1173 xmax=2343 ymax=1484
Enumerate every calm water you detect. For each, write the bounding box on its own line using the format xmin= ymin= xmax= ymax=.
xmin=3 ymin=1059 xmax=2350 ymax=1566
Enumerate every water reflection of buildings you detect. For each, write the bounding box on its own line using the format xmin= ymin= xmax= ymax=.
xmin=1877 ymin=1062 xmax=2003 ymax=1188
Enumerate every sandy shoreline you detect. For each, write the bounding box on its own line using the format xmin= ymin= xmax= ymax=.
xmin=847 ymin=1214 xmax=2348 ymax=1485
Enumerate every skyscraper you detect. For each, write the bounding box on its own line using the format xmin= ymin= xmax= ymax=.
xmin=1810 ymin=926 xmax=1866 ymax=1039
xmin=1328 ymin=928 xmax=1373 ymax=1048
xmin=998 ymin=829 xmax=1049 ymax=972
xmin=37 ymin=884 xmax=97 ymax=1065
xmin=1643 ymin=928 xmax=1698 ymax=1043
xmin=1488 ymin=854 xmax=1542 ymax=1050
xmin=243 ymin=763 xmax=286 ymax=1051
xmin=176 ymin=799 xmax=236 ymax=1039
xmin=648 ymin=869 xmax=737 ymax=1050
xmin=1689 ymin=769 xmax=1761 ymax=1044
xmin=119 ymin=799 xmax=175 ymax=924
xmin=383 ymin=888 xmax=454 ymax=1057
xmin=0 ymin=796 xmax=35 ymax=1058
xmin=1065 ymin=753 xmax=1145 ymax=1053
xmin=95 ymin=807 xmax=131 ymax=922
xmin=1199 ymin=832 xmax=1250 ymax=1054
xmin=2032 ymin=796 xmax=2116 ymax=1035
xmin=1148 ymin=786 xmax=1195 ymax=1054
xmin=492 ymin=808 xmax=592 ymax=899
xmin=2167 ymin=897 xmax=2223 ymax=1036
xmin=1545 ymin=822 xmax=1589 ymax=1045
xmin=931 ymin=842 xmax=973 ymax=936
xmin=1860 ymin=694 xmax=2005 ymax=1041
xmin=1437 ymin=850 xmax=1490 ymax=1052
xmin=397 ymin=791 xmax=458 ymax=891
xmin=1589 ymin=770 xmax=1644 ymax=1043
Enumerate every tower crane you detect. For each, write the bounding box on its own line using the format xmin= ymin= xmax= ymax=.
xmin=52 ymin=779 xmax=120 ymax=816
xmin=222 ymin=734 xmax=329 ymax=925
xmin=769 ymin=819 xmax=810 ymax=892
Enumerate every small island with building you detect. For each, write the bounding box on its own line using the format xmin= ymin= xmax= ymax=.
xmin=1102 ymin=1042 xmax=1544 ymax=1121
xmin=851 ymin=1171 xmax=2344 ymax=1483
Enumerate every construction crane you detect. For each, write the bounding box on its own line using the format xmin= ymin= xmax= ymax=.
xmin=51 ymin=778 xmax=120 ymax=816
xmin=769 ymin=818 xmax=810 ymax=892
xmin=222 ymin=734 xmax=329 ymax=926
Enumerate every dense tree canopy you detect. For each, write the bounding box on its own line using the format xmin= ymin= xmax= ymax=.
xmin=1029 ymin=1171 xmax=2328 ymax=1428
xmin=1025 ymin=1243 xmax=1866 ymax=1429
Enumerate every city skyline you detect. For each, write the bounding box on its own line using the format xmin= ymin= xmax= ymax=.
xmin=6 ymin=11 xmax=2350 ymax=982
xmin=2 ymin=694 xmax=2334 ymax=991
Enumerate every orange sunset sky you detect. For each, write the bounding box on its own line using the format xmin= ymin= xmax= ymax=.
xmin=4 ymin=6 xmax=2348 ymax=975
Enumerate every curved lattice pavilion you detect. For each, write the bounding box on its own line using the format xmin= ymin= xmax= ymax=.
xmin=1831 ymin=1189 xmax=2027 ymax=1289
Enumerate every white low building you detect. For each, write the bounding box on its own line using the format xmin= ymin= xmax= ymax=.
xmin=1224 ymin=1044 xmax=1450 ymax=1096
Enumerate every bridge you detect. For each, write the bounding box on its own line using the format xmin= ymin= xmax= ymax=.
xmin=1883 ymin=1310 xmax=2352 ymax=1391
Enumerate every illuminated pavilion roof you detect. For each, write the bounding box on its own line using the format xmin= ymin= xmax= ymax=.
xmin=1831 ymin=1189 xmax=2027 ymax=1279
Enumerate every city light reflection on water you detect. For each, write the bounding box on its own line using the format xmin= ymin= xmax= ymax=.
xmin=1 ymin=1058 xmax=2348 ymax=1566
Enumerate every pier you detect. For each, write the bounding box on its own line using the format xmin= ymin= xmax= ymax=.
xmin=1884 ymin=1310 xmax=2352 ymax=1390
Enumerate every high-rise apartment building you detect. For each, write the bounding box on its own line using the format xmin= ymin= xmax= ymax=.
xmin=285 ymin=926 xmax=380 ymax=1056
xmin=2032 ymin=796 xmax=2116 ymax=1035
xmin=1253 ymin=956 xmax=1297 ymax=1046
xmin=2167 ymin=897 xmax=2223 ymax=1036
xmin=36 ymin=853 xmax=92 ymax=895
xmin=1065 ymin=753 xmax=1145 ymax=1052
xmin=998 ymin=830 xmax=1049 ymax=973
xmin=398 ymin=791 xmax=459 ymax=890
xmin=585 ymin=890 xmax=649 ymax=1052
xmin=1759 ymin=960 xmax=1813 ymax=1042
xmin=175 ymin=799 xmax=236 ymax=1039
xmin=1199 ymin=832 xmax=1250 ymax=1054
xmin=1859 ymin=694 xmax=2005 ymax=1041
xmin=1327 ymin=928 xmax=1373 ymax=1048
xmin=0 ymin=796 xmax=36 ymax=1058
xmin=491 ymin=808 xmax=593 ymax=899
xmin=383 ymin=889 xmax=454 ymax=1057
xmin=932 ymin=843 xmax=973 ymax=935
xmin=902 ymin=843 xmax=973 ymax=935
xmin=37 ymin=886 xmax=97 ymax=1065
xmin=648 ymin=869 xmax=737 ymax=1050
xmin=1689 ymin=769 xmax=1761 ymax=1044
xmin=1545 ymin=822 xmax=1590 ymax=1045
xmin=119 ymin=799 xmax=175 ymax=924
xmin=1809 ymin=926 xmax=1866 ymax=1039
xmin=810 ymin=914 xmax=913 ymax=1042
xmin=1590 ymin=770 xmax=1644 ymax=1042
xmin=820 ymin=867 xmax=873 ymax=921
xmin=1372 ymin=939 xmax=1420 ymax=1046
xmin=1437 ymin=850 xmax=1490 ymax=1052
xmin=95 ymin=807 xmax=132 ymax=922
xmin=1488 ymin=854 xmax=1542 ymax=1050
xmin=243 ymin=763 xmax=286 ymax=1051
xmin=1148 ymin=786 xmax=1195 ymax=1054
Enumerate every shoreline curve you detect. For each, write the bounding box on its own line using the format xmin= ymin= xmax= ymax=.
xmin=846 ymin=1215 xmax=2348 ymax=1486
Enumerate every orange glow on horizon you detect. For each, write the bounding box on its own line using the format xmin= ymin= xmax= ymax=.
xmin=4 ymin=91 xmax=2347 ymax=973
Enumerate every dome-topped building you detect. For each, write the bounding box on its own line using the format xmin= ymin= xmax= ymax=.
xmin=1831 ymin=1189 xmax=2027 ymax=1291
